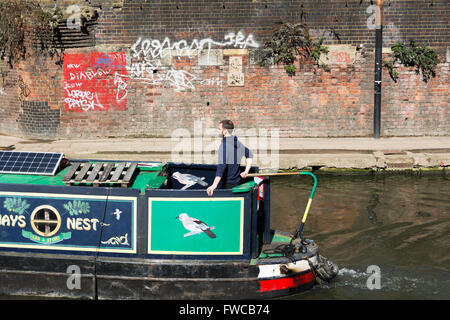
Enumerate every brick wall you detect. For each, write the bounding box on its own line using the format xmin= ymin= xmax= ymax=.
xmin=0 ymin=0 xmax=448 ymax=139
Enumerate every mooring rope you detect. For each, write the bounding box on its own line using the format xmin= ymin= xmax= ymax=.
xmin=262 ymin=243 xmax=297 ymax=262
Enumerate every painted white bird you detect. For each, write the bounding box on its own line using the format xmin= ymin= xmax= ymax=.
xmin=175 ymin=213 xmax=216 ymax=238
xmin=112 ymin=208 xmax=122 ymax=220
xmin=172 ymin=171 xmax=208 ymax=190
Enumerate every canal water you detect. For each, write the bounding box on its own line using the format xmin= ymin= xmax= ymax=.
xmin=270 ymin=173 xmax=450 ymax=300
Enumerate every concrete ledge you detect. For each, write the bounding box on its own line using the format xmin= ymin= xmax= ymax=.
xmin=1 ymin=134 xmax=449 ymax=172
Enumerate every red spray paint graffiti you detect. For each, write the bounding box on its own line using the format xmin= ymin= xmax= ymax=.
xmin=63 ymin=52 xmax=127 ymax=112
xmin=330 ymin=51 xmax=353 ymax=64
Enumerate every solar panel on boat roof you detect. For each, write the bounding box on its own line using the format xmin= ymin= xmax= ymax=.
xmin=0 ymin=151 xmax=64 ymax=176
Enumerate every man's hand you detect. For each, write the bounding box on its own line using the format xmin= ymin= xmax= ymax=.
xmin=240 ymin=171 xmax=248 ymax=178
xmin=207 ymin=176 xmax=222 ymax=196
xmin=206 ymin=185 xmax=216 ymax=196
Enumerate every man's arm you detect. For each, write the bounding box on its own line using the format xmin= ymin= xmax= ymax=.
xmin=240 ymin=157 xmax=253 ymax=178
xmin=206 ymin=176 xmax=222 ymax=196
xmin=240 ymin=145 xmax=253 ymax=178
xmin=207 ymin=149 xmax=226 ymax=196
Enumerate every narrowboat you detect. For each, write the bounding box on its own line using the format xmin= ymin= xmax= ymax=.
xmin=0 ymin=151 xmax=338 ymax=299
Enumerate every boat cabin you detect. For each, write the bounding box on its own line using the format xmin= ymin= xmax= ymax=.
xmin=0 ymin=152 xmax=270 ymax=261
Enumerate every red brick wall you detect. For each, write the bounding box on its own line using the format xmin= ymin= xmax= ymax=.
xmin=0 ymin=0 xmax=448 ymax=139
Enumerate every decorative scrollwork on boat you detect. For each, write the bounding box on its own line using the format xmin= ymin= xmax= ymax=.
xmin=101 ymin=233 xmax=129 ymax=246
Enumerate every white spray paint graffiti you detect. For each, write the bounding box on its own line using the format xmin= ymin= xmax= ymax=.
xmin=64 ymin=90 xmax=105 ymax=112
xmin=131 ymin=31 xmax=259 ymax=60
xmin=126 ymin=60 xmax=197 ymax=92
xmin=127 ymin=32 xmax=259 ymax=92
xmin=164 ymin=68 xmax=197 ymax=92
xmin=200 ymin=78 xmax=223 ymax=87
xmin=113 ymin=72 xmax=128 ymax=103
xmin=68 ymin=68 xmax=112 ymax=81
xmin=0 ymin=87 xmax=4 ymax=95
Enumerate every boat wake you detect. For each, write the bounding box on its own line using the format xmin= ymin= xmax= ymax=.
xmin=318 ymin=266 xmax=449 ymax=297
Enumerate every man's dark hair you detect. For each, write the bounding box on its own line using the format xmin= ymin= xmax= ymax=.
xmin=220 ymin=119 xmax=234 ymax=133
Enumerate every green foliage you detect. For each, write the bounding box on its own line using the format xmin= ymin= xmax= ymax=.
xmin=257 ymin=22 xmax=330 ymax=75
xmin=284 ymin=64 xmax=296 ymax=76
xmin=384 ymin=40 xmax=439 ymax=82
xmin=3 ymin=197 xmax=30 ymax=215
xmin=309 ymin=37 xmax=328 ymax=61
xmin=64 ymin=200 xmax=91 ymax=216
xmin=0 ymin=0 xmax=63 ymax=68
xmin=308 ymin=36 xmax=330 ymax=72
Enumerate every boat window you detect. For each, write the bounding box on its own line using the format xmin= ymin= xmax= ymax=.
xmin=30 ymin=205 xmax=61 ymax=237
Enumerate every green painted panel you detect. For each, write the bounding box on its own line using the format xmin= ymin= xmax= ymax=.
xmin=148 ymin=197 xmax=244 ymax=255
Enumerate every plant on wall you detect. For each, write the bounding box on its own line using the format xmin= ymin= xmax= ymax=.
xmin=0 ymin=0 xmax=63 ymax=68
xmin=309 ymin=36 xmax=331 ymax=72
xmin=384 ymin=40 xmax=439 ymax=82
xmin=257 ymin=22 xmax=330 ymax=76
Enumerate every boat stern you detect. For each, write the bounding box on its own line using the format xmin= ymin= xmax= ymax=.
xmin=253 ymin=231 xmax=338 ymax=298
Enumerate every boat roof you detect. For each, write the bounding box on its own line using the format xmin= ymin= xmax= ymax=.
xmin=0 ymin=160 xmax=167 ymax=193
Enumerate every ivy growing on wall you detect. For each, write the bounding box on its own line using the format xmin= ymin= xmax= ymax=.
xmin=257 ymin=22 xmax=330 ymax=76
xmin=0 ymin=0 xmax=63 ymax=68
xmin=384 ymin=40 xmax=439 ymax=82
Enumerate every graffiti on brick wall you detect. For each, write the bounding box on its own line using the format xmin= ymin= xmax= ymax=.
xmin=330 ymin=51 xmax=353 ymax=64
xmin=17 ymin=75 xmax=31 ymax=101
xmin=131 ymin=31 xmax=259 ymax=60
xmin=64 ymin=52 xmax=128 ymax=112
xmin=319 ymin=45 xmax=356 ymax=66
xmin=0 ymin=87 xmax=4 ymax=95
xmin=128 ymin=31 xmax=258 ymax=92
xmin=199 ymin=78 xmax=223 ymax=87
xmin=127 ymin=60 xmax=196 ymax=92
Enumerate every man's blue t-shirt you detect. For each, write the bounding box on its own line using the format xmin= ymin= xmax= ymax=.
xmin=215 ymin=136 xmax=253 ymax=185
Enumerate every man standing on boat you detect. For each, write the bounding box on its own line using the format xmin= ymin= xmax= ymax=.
xmin=206 ymin=120 xmax=253 ymax=196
